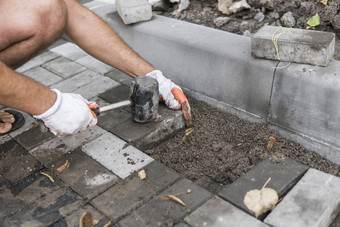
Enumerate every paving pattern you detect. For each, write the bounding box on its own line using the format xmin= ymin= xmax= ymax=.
xmin=1 ymin=1 xmax=340 ymax=226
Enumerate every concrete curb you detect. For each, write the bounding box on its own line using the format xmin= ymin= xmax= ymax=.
xmin=92 ymin=3 xmax=340 ymax=164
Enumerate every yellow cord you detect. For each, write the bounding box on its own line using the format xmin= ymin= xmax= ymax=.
xmin=271 ymin=26 xmax=291 ymax=69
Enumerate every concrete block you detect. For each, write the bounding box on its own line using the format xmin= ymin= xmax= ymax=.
xmin=97 ymin=108 xmax=131 ymax=131
xmin=51 ymin=69 xmax=101 ymax=93
xmin=75 ymin=55 xmax=113 ymax=74
xmin=83 ymin=0 xmax=106 ymax=9
xmin=264 ymin=168 xmax=340 ymax=227
xmin=0 ymin=134 xmax=11 ymax=145
xmin=52 ymin=149 xmax=119 ymax=200
xmin=47 ymin=39 xmax=67 ymax=50
xmin=218 ymin=158 xmax=308 ymax=217
xmin=91 ymin=177 xmax=155 ymax=221
xmin=116 ymin=0 xmax=152 ymax=24
xmin=99 ymin=84 xmax=130 ymax=103
xmin=8 ymin=110 xmax=38 ymax=138
xmin=23 ymin=67 xmax=63 ymax=86
xmin=15 ymin=51 xmax=58 ymax=73
xmin=105 ymin=68 xmax=130 ymax=82
xmin=42 ymin=57 xmax=87 ymax=78
xmin=268 ymin=60 xmax=340 ymax=164
xmin=252 ymin=26 xmax=335 ymax=66
xmin=185 ymin=196 xmax=267 ymax=227
xmin=50 ymin=42 xmax=87 ymax=60
xmin=118 ymin=178 xmax=213 ymax=226
xmin=81 ymin=132 xmax=153 ymax=179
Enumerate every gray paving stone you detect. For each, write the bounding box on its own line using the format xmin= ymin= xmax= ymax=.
xmin=16 ymin=51 xmax=59 ymax=73
xmin=50 ymin=42 xmax=88 ymax=60
xmin=105 ymin=68 xmax=130 ymax=82
xmin=23 ymin=66 xmax=63 ymax=86
xmin=91 ymin=177 xmax=155 ymax=222
xmin=120 ymin=76 xmax=133 ymax=87
xmin=110 ymin=104 xmax=185 ymax=149
xmin=99 ymin=84 xmax=130 ymax=103
xmin=52 ymin=149 xmax=119 ymax=200
xmin=47 ymin=39 xmax=67 ymax=50
xmin=52 ymin=204 xmax=110 ymax=227
xmin=81 ymin=132 xmax=153 ymax=179
xmin=14 ymin=125 xmax=55 ymax=151
xmin=118 ymin=178 xmax=213 ymax=227
xmin=0 ymin=134 xmax=11 ymax=145
xmin=74 ymin=76 xmax=119 ymax=100
xmin=76 ymin=55 xmax=113 ymax=74
xmin=89 ymin=96 xmax=111 ymax=107
xmin=0 ymin=140 xmax=42 ymax=185
xmin=51 ymin=69 xmax=101 ymax=93
xmin=264 ymin=168 xmax=340 ymax=227
xmin=252 ymin=26 xmax=335 ymax=66
xmin=97 ymin=109 xmax=131 ymax=131
xmin=30 ymin=125 xmax=105 ymax=166
xmin=185 ymin=196 xmax=267 ymax=227
xmin=218 ymin=158 xmax=308 ymax=217
xmin=42 ymin=57 xmax=87 ymax=78
xmin=8 ymin=110 xmax=38 ymax=138
xmin=116 ymin=0 xmax=152 ymax=25
xmin=83 ymin=0 xmax=106 ymax=9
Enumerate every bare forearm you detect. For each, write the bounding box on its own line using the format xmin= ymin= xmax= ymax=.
xmin=64 ymin=0 xmax=154 ymax=77
xmin=0 ymin=62 xmax=56 ymax=115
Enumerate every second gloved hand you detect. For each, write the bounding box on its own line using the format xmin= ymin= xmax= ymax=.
xmin=33 ymin=89 xmax=97 ymax=137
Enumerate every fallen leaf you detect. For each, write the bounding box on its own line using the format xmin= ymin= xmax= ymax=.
xmin=57 ymin=160 xmax=70 ymax=173
xmin=307 ymin=13 xmax=320 ymax=27
xmin=267 ymin=136 xmax=276 ymax=151
xmin=320 ymin=0 xmax=328 ymax=5
xmin=40 ymin=172 xmax=54 ymax=183
xmin=138 ymin=169 xmax=146 ymax=180
xmin=161 ymin=195 xmax=186 ymax=207
xmin=183 ymin=128 xmax=194 ymax=142
xmin=103 ymin=220 xmax=112 ymax=227
xmin=79 ymin=211 xmax=95 ymax=227
xmin=243 ymin=178 xmax=278 ymax=218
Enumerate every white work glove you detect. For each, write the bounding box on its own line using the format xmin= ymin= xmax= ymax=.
xmin=33 ymin=89 xmax=97 ymax=137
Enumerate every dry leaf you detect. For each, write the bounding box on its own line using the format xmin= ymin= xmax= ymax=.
xmin=267 ymin=137 xmax=276 ymax=151
xmin=57 ymin=160 xmax=70 ymax=173
xmin=138 ymin=169 xmax=146 ymax=180
xmin=40 ymin=172 xmax=54 ymax=183
xmin=161 ymin=195 xmax=186 ymax=207
xmin=79 ymin=211 xmax=94 ymax=227
xmin=243 ymin=178 xmax=278 ymax=218
xmin=103 ymin=220 xmax=112 ymax=227
xmin=320 ymin=0 xmax=328 ymax=5
xmin=183 ymin=128 xmax=194 ymax=142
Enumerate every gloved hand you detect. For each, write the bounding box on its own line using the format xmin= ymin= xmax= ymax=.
xmin=145 ymin=70 xmax=192 ymax=126
xmin=33 ymin=89 xmax=97 ymax=137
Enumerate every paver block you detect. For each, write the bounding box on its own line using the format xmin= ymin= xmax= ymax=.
xmin=47 ymin=39 xmax=67 ymax=50
xmin=264 ymin=168 xmax=340 ymax=227
xmin=73 ymin=76 xmax=119 ymax=100
xmin=116 ymin=0 xmax=152 ymax=24
xmin=81 ymin=132 xmax=153 ymax=179
xmin=252 ymin=26 xmax=335 ymax=66
xmin=42 ymin=57 xmax=87 ymax=78
xmin=51 ymin=69 xmax=101 ymax=93
xmin=14 ymin=125 xmax=55 ymax=151
xmin=119 ymin=178 xmax=213 ymax=226
xmin=105 ymin=68 xmax=130 ymax=82
xmin=8 ymin=110 xmax=38 ymax=138
xmin=23 ymin=67 xmax=63 ymax=86
xmin=185 ymin=196 xmax=267 ymax=227
xmin=15 ymin=51 xmax=59 ymax=73
xmin=75 ymin=55 xmax=113 ymax=74
xmin=97 ymin=108 xmax=131 ymax=131
xmin=99 ymin=84 xmax=130 ymax=103
xmin=218 ymin=158 xmax=308 ymax=218
xmin=30 ymin=125 xmax=105 ymax=166
xmin=50 ymin=42 xmax=87 ymax=60
xmin=52 ymin=149 xmax=119 ymax=200
xmin=91 ymin=177 xmax=155 ymax=222
xmin=110 ymin=104 xmax=185 ymax=149
xmin=0 ymin=140 xmax=42 ymax=185
xmin=83 ymin=0 xmax=106 ymax=9
xmin=120 ymin=76 xmax=133 ymax=87
xmin=0 ymin=134 xmax=11 ymax=145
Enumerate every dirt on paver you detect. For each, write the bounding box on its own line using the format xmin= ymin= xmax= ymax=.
xmin=146 ymin=98 xmax=340 ymax=194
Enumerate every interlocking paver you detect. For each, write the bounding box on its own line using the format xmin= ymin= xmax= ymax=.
xmin=0 ymin=140 xmax=42 ymax=185
xmin=73 ymin=76 xmax=119 ymax=100
xmin=23 ymin=67 xmax=63 ymax=86
xmin=105 ymin=68 xmax=130 ymax=83
xmin=83 ymin=0 xmax=106 ymax=9
xmin=15 ymin=51 xmax=59 ymax=73
xmin=185 ymin=196 xmax=267 ymax=227
xmin=14 ymin=125 xmax=55 ymax=151
xmin=76 ymin=55 xmax=113 ymax=74
xmin=91 ymin=176 xmax=155 ymax=222
xmin=50 ymin=42 xmax=88 ymax=60
xmin=30 ymin=125 xmax=105 ymax=166
xmin=264 ymin=168 xmax=340 ymax=227
xmin=52 ymin=149 xmax=119 ymax=200
xmin=97 ymin=109 xmax=131 ymax=131
xmin=42 ymin=57 xmax=87 ymax=78
xmin=0 ymin=134 xmax=11 ymax=145
xmin=8 ymin=110 xmax=38 ymax=138
xmin=116 ymin=0 xmax=152 ymax=25
xmin=118 ymin=178 xmax=213 ymax=226
xmin=47 ymin=39 xmax=67 ymax=50
xmin=99 ymin=84 xmax=130 ymax=103
xmin=81 ymin=132 xmax=153 ymax=179
xmin=51 ymin=69 xmax=101 ymax=93
xmin=218 ymin=158 xmax=308 ymax=217
xmin=120 ymin=77 xmax=133 ymax=87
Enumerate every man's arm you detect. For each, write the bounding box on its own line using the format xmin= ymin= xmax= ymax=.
xmin=63 ymin=0 xmax=154 ymax=77
xmin=0 ymin=61 xmax=56 ymax=115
